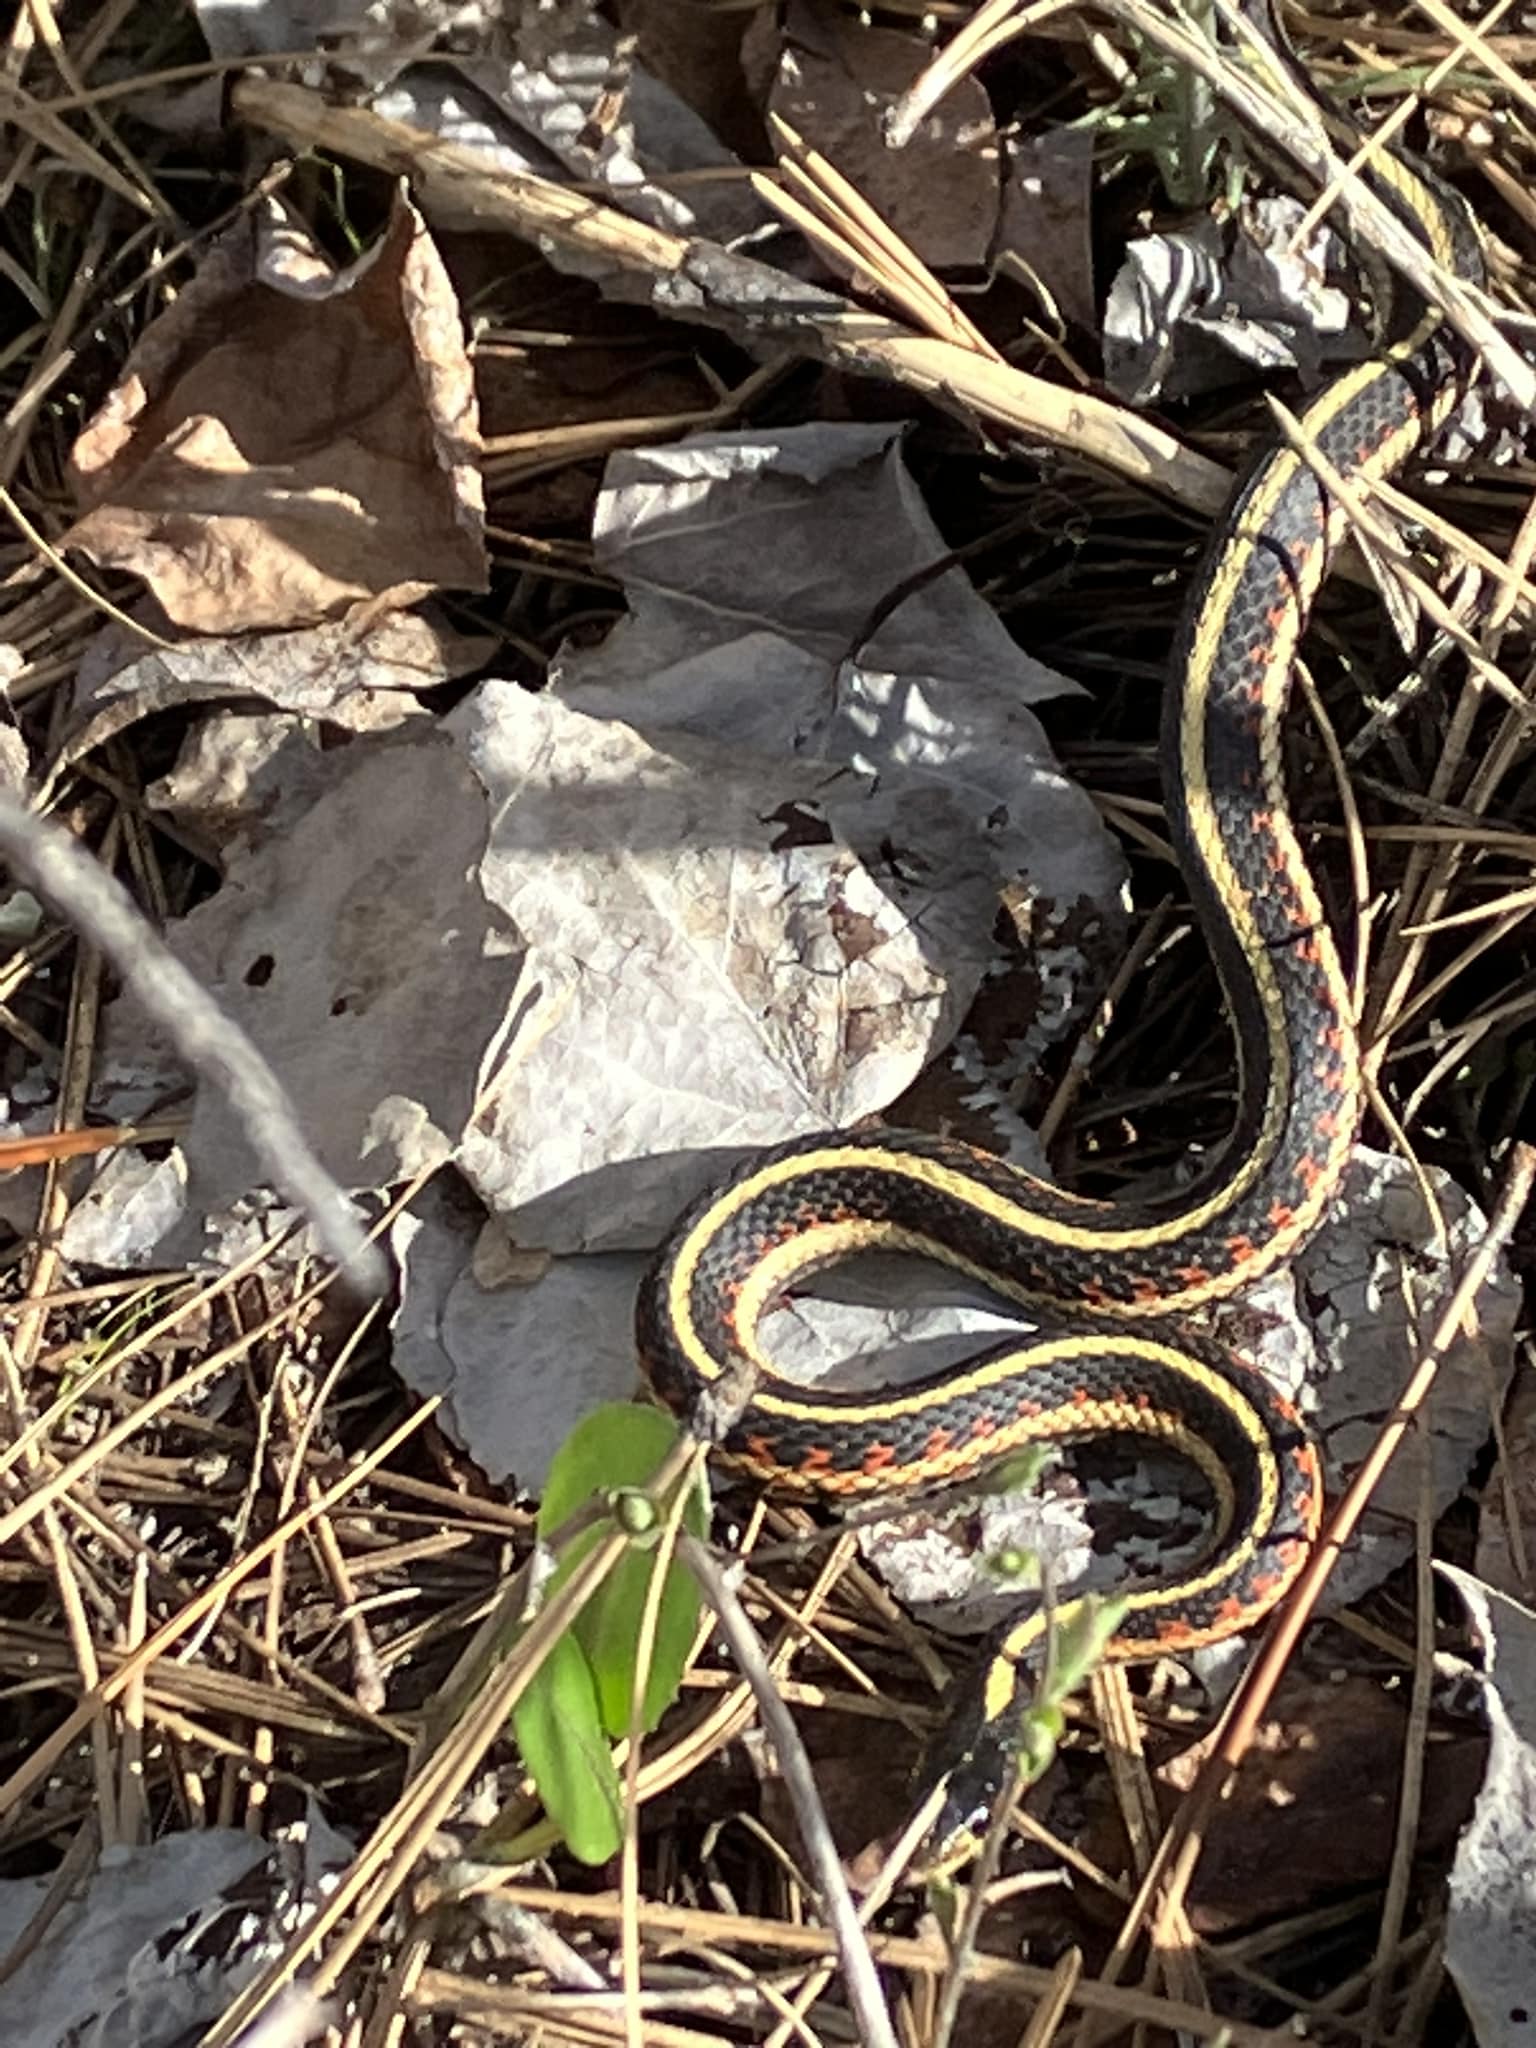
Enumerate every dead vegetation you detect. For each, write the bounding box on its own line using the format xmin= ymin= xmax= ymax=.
xmin=2 ymin=1 xmax=1535 ymax=2044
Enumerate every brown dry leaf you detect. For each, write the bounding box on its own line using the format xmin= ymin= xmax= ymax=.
xmin=998 ymin=129 xmax=1099 ymax=337
xmin=474 ymin=297 xmax=719 ymax=524
xmin=616 ymin=0 xmax=764 ymax=161
xmin=64 ymin=189 xmax=486 ymax=633
xmin=1141 ymin=1674 xmax=1486 ymax=1931
xmin=759 ymin=1 xmax=998 ymax=273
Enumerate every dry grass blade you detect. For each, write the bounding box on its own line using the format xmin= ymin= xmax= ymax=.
xmin=422 ymin=1886 xmax=1295 ymax=2046
xmin=1072 ymin=1145 xmax=1536 ymax=2042
xmin=200 ymin=1442 xmax=702 ymax=2046
xmin=232 ymin=78 xmax=1234 ymax=516
xmin=2 ymin=5 xmax=1529 ymax=2043
xmin=0 ymin=1391 xmax=434 ymax=1822
xmin=759 ymin=116 xmax=1003 ymax=360
xmin=883 ymin=0 xmax=1073 ymax=147
xmin=678 ymin=1534 xmax=899 ymax=2048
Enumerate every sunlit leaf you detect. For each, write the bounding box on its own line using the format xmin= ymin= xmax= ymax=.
xmin=537 ymin=1404 xmax=708 ymax=1735
xmin=510 ymin=1627 xmax=623 ymax=1865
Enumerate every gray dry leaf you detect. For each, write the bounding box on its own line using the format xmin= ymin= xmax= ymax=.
xmin=1474 ymin=1366 xmax=1536 ymax=1600
xmin=64 ymin=190 xmax=485 ymax=632
xmin=94 ymin=420 xmax=1122 ymax=1282
xmin=1281 ymin=1151 xmax=1520 ymax=1611
xmin=98 ymin=723 xmax=526 ymax=1253
xmin=201 ymin=0 xmax=769 ymax=245
xmin=0 ymin=1830 xmax=268 ymax=2048
xmin=390 ymin=1179 xmax=641 ymax=1489
xmin=1104 ymin=196 xmax=1353 ymax=405
xmin=1439 ymin=1568 xmax=1536 ymax=2048
xmin=996 ymin=129 xmax=1098 ymax=337
xmin=54 ymin=610 xmax=496 ymax=783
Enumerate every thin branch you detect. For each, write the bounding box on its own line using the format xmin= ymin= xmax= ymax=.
xmin=677 ymin=1532 xmax=900 ymax=2048
xmin=0 ymin=788 xmax=384 ymax=1293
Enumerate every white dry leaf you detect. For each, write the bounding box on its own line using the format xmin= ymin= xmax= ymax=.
xmin=147 ymin=712 xmax=333 ymax=851
xmin=0 ymin=1830 xmax=268 ymax=2048
xmin=371 ymin=61 xmax=769 ymax=247
xmin=1283 ymin=1150 xmax=1519 ymax=1610
xmin=203 ymin=0 xmax=771 ymax=245
xmin=449 ymin=422 xmax=1122 ymax=1251
xmin=97 ymin=426 xmax=1119 ymax=1286
xmin=98 ymin=724 xmax=527 ymax=1254
xmin=1104 ymin=196 xmax=1353 ymax=405
xmin=1439 ymin=1568 xmax=1536 ymax=2047
xmin=0 ymin=723 xmax=29 ymax=795
xmin=0 ymin=726 xmax=41 ymax=943
xmin=56 ymin=1148 xmax=188 ymax=1269
xmin=456 ymin=677 xmax=1019 ymax=1246
xmin=442 ymin=12 xmax=771 ymax=248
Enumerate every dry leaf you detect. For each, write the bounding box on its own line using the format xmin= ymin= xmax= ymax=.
xmin=1148 ymin=1672 xmax=1486 ymax=1931
xmin=1441 ymin=1569 xmax=1536 ymax=2048
xmin=996 ymin=130 xmax=1098 ymax=336
xmin=65 ymin=190 xmax=485 ymax=631
xmin=58 ymin=609 xmax=495 ymax=778
xmin=764 ymin=1 xmax=998 ymax=273
xmin=1475 ymin=1369 xmax=1536 ymax=1604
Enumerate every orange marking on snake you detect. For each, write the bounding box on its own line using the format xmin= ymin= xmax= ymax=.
xmin=1245 ymin=1566 xmax=1287 ymax=1602
xmin=1154 ymin=1618 xmax=1202 ymax=1648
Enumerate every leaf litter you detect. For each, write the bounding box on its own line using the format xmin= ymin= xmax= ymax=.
xmin=1 ymin=1 xmax=1535 ymax=2044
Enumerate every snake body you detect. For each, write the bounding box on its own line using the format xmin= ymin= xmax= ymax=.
xmin=635 ymin=38 xmax=1482 ymax=1869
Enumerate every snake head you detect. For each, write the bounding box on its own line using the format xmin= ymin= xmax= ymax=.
xmin=907 ymin=1646 xmax=1031 ymax=1880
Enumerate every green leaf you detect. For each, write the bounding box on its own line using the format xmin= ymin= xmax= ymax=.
xmin=1015 ymin=1704 xmax=1063 ymax=1784
xmin=537 ymin=1404 xmax=708 ymax=1737
xmin=974 ymin=1445 xmax=1054 ymax=1500
xmin=510 ymin=1628 xmax=624 ymax=1865
xmin=1047 ymin=1596 xmax=1129 ymax=1699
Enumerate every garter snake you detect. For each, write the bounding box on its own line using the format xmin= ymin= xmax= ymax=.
xmin=635 ymin=16 xmax=1484 ymax=1870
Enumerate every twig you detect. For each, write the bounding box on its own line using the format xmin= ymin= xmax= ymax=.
xmin=676 ymin=1531 xmax=900 ymax=2048
xmin=0 ymin=787 xmax=384 ymax=1293
xmin=1074 ymin=1140 xmax=1536 ymax=2041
